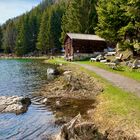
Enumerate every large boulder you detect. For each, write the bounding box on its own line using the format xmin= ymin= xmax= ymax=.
xmin=0 ymin=96 xmax=31 ymax=114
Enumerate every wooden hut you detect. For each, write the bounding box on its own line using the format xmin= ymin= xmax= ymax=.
xmin=64 ymin=33 xmax=107 ymax=60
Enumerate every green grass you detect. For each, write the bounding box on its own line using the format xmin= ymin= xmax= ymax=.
xmin=45 ymin=57 xmax=68 ymax=65
xmin=47 ymin=58 xmax=140 ymax=125
xmin=78 ymin=66 xmax=140 ymax=126
xmin=78 ymin=61 xmax=140 ymax=82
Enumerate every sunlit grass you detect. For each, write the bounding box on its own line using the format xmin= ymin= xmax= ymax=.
xmin=78 ymin=61 xmax=140 ymax=82
xmin=78 ymin=65 xmax=140 ymax=126
xmin=48 ymin=58 xmax=140 ymax=125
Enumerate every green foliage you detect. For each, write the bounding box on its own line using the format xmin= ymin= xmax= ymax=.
xmin=96 ymin=0 xmax=128 ymax=42
xmin=96 ymin=0 xmax=140 ymax=52
xmin=15 ymin=16 xmax=29 ymax=56
xmin=2 ymin=21 xmax=17 ymax=53
xmin=1 ymin=0 xmax=55 ymax=56
xmin=0 ymin=26 xmax=2 ymax=51
xmin=61 ymin=0 xmax=82 ymax=43
xmin=37 ymin=8 xmax=51 ymax=54
xmin=61 ymin=0 xmax=98 ymax=43
xmin=49 ymin=3 xmax=65 ymax=53
xmin=37 ymin=1 xmax=65 ymax=54
xmin=80 ymin=0 xmax=98 ymax=33
xmin=1 ymin=0 xmax=139 ymax=55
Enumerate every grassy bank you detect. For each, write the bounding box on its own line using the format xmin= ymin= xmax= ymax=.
xmin=46 ymin=58 xmax=140 ymax=134
xmin=80 ymin=66 xmax=140 ymax=132
xmin=78 ymin=61 xmax=140 ymax=82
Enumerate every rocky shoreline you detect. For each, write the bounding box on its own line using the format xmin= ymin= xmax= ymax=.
xmin=38 ymin=63 xmax=139 ymax=140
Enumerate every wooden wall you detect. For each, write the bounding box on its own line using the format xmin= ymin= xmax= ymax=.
xmin=72 ymin=39 xmax=106 ymax=53
xmin=64 ymin=37 xmax=73 ymax=57
xmin=64 ymin=36 xmax=106 ymax=60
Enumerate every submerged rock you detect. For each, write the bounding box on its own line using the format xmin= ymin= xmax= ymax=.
xmin=0 ymin=96 xmax=31 ymax=114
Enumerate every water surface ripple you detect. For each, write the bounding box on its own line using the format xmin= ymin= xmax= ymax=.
xmin=0 ymin=59 xmax=59 ymax=140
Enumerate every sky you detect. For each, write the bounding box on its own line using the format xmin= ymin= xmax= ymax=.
xmin=0 ymin=0 xmax=42 ymax=24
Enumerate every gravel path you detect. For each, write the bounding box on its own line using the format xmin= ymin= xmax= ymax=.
xmin=78 ymin=63 xmax=140 ymax=97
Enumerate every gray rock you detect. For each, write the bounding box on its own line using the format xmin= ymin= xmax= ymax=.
xmin=47 ymin=68 xmax=59 ymax=75
xmin=0 ymin=96 xmax=31 ymax=114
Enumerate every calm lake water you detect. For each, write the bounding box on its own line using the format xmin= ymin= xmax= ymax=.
xmin=0 ymin=59 xmax=59 ymax=140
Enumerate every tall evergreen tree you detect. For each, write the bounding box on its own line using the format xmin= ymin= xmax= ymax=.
xmin=15 ymin=16 xmax=29 ymax=56
xmin=2 ymin=21 xmax=17 ymax=53
xmin=95 ymin=0 xmax=128 ymax=43
xmin=49 ymin=3 xmax=65 ymax=53
xmin=61 ymin=0 xmax=82 ymax=43
xmin=80 ymin=0 xmax=98 ymax=33
xmin=61 ymin=0 xmax=98 ymax=43
xmin=119 ymin=0 xmax=140 ymax=42
xmin=37 ymin=9 xmax=51 ymax=54
xmin=0 ymin=26 xmax=3 ymax=52
xmin=27 ymin=14 xmax=39 ymax=52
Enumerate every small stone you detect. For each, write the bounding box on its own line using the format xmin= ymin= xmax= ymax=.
xmin=56 ymin=101 xmax=60 ymax=106
xmin=63 ymin=71 xmax=72 ymax=75
xmin=42 ymin=98 xmax=48 ymax=104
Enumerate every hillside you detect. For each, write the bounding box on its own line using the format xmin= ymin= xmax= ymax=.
xmin=0 ymin=0 xmax=139 ymax=56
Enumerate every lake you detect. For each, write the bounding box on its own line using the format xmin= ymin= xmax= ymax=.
xmin=0 ymin=59 xmax=59 ymax=140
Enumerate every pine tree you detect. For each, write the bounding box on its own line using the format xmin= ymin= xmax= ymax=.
xmin=80 ymin=0 xmax=98 ymax=33
xmin=61 ymin=0 xmax=82 ymax=43
xmin=61 ymin=0 xmax=98 ymax=43
xmin=15 ymin=16 xmax=29 ymax=56
xmin=49 ymin=4 xmax=65 ymax=53
xmin=2 ymin=21 xmax=17 ymax=53
xmin=37 ymin=9 xmax=51 ymax=54
xmin=96 ymin=0 xmax=128 ymax=43
xmin=0 ymin=26 xmax=3 ymax=52
xmin=28 ymin=14 xmax=38 ymax=52
xmin=119 ymin=0 xmax=140 ymax=42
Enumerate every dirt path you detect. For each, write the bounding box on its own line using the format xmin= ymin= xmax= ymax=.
xmin=78 ymin=63 xmax=140 ymax=97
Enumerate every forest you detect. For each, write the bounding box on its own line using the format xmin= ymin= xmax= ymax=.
xmin=0 ymin=0 xmax=139 ymax=56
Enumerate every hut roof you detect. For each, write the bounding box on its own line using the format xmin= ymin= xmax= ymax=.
xmin=67 ymin=33 xmax=105 ymax=41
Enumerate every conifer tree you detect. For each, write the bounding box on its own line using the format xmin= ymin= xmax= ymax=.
xmin=37 ymin=9 xmax=51 ymax=54
xmin=119 ymin=0 xmax=140 ymax=42
xmin=61 ymin=0 xmax=98 ymax=43
xmin=96 ymin=0 xmax=128 ymax=43
xmin=61 ymin=0 xmax=82 ymax=43
xmin=28 ymin=14 xmax=38 ymax=52
xmin=15 ymin=16 xmax=29 ymax=56
xmin=80 ymin=0 xmax=98 ymax=33
xmin=2 ymin=21 xmax=17 ymax=53
xmin=49 ymin=4 xmax=65 ymax=53
xmin=0 ymin=26 xmax=3 ymax=52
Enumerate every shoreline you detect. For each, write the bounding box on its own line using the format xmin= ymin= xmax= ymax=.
xmin=0 ymin=56 xmax=49 ymax=60
xmin=41 ymin=60 xmax=140 ymax=139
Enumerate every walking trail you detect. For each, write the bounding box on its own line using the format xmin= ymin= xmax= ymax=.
xmin=77 ymin=63 xmax=140 ymax=97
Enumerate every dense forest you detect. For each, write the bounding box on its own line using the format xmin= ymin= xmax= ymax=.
xmin=0 ymin=0 xmax=139 ymax=56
